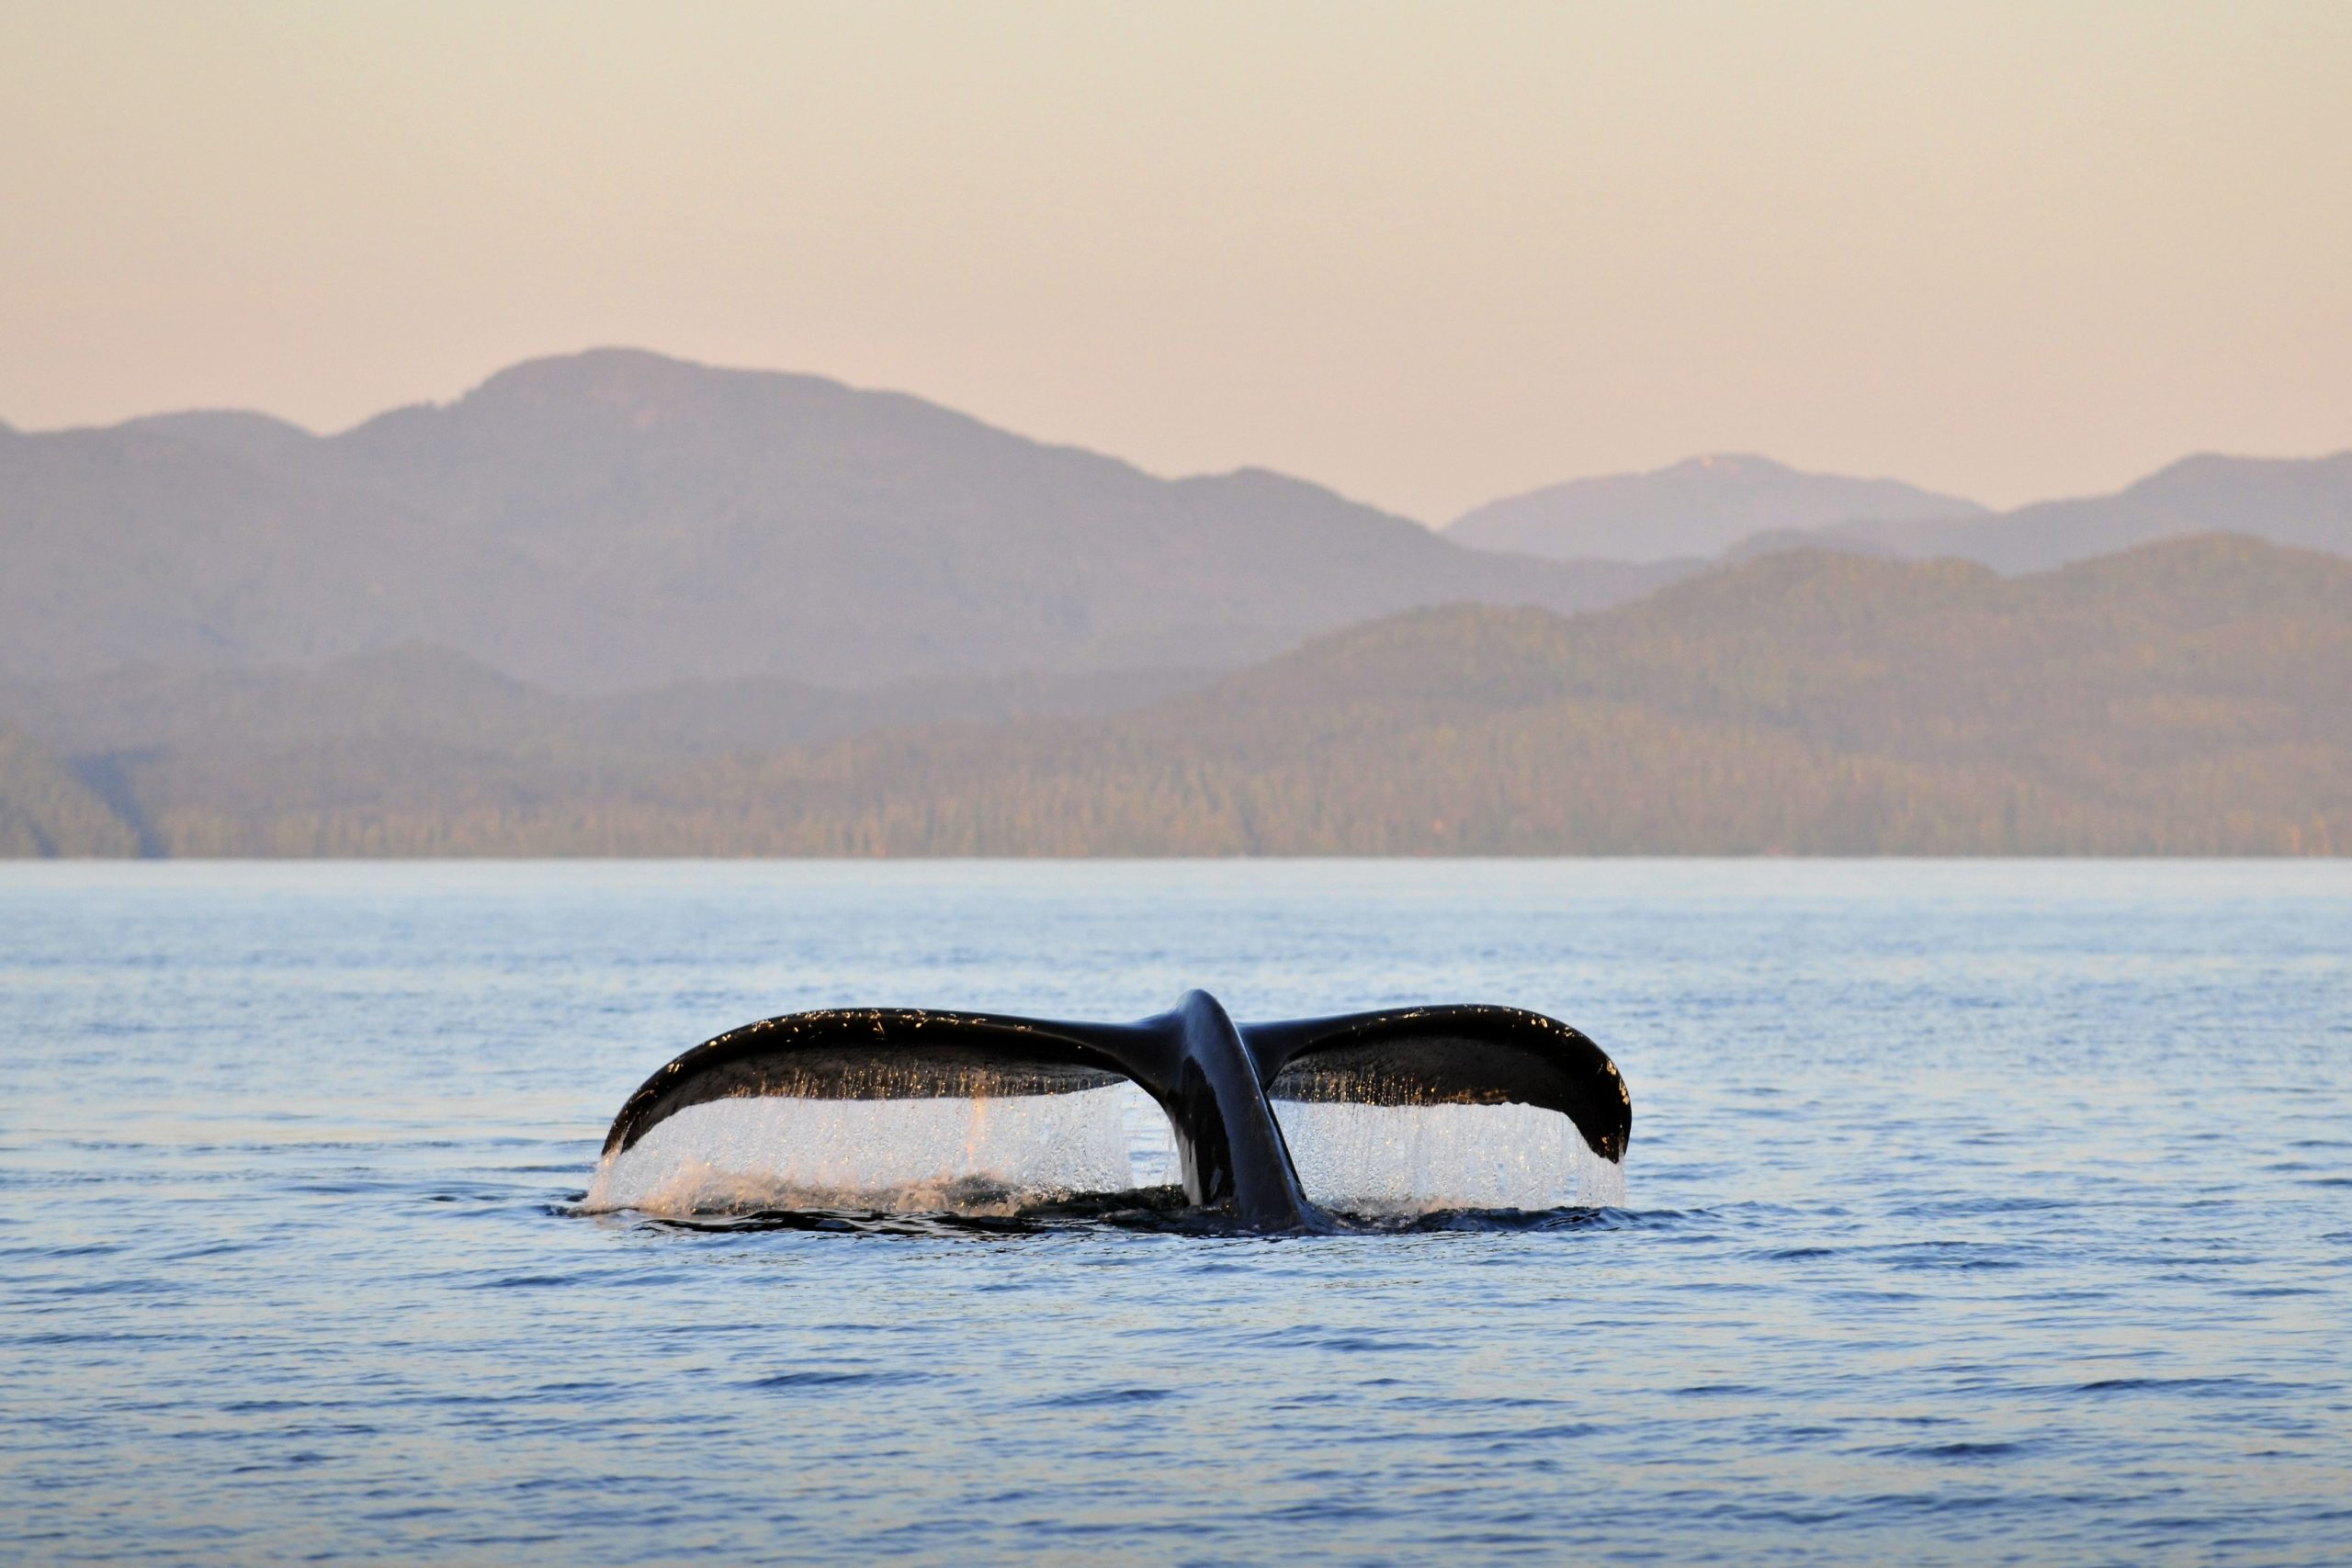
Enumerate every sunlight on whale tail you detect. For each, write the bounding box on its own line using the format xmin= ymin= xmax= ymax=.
xmin=585 ymin=993 xmax=1630 ymax=1229
xmin=1275 ymin=1100 xmax=1627 ymax=1213
xmin=583 ymin=1084 xmax=1154 ymax=1217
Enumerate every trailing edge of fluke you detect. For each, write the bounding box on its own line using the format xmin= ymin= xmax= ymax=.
xmin=598 ymin=989 xmax=1631 ymax=1232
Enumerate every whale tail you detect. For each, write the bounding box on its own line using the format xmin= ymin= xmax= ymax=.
xmin=594 ymin=991 xmax=1629 ymax=1231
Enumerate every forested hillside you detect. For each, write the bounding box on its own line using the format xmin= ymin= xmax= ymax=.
xmin=6 ymin=535 xmax=2339 ymax=856
xmin=0 ymin=727 xmax=139 ymax=856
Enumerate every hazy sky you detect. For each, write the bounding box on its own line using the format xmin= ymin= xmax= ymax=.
xmin=4 ymin=1 xmax=2348 ymax=520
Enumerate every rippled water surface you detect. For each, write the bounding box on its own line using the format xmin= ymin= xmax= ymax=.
xmin=5 ymin=860 xmax=2349 ymax=1563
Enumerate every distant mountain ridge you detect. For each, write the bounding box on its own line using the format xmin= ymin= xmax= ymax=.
xmin=13 ymin=352 xmax=2346 ymax=698
xmin=1448 ymin=454 xmax=1987 ymax=562
xmin=1453 ymin=448 xmax=2352 ymax=572
xmin=5 ymin=535 xmax=2342 ymax=856
xmin=1827 ymin=451 xmax=2352 ymax=571
xmin=0 ymin=349 xmax=1677 ymax=691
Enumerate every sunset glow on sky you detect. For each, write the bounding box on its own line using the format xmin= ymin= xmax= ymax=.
xmin=4 ymin=0 xmax=2347 ymax=518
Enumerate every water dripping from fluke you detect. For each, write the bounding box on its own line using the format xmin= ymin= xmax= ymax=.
xmin=583 ymin=990 xmax=1631 ymax=1235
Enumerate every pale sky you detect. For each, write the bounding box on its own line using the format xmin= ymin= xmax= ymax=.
xmin=3 ymin=1 xmax=2348 ymax=520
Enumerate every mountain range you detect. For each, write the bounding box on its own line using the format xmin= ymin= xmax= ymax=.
xmin=0 ymin=349 xmax=1676 ymax=692
xmin=1449 ymin=449 xmax=2352 ymax=573
xmin=11 ymin=350 xmax=2351 ymax=701
xmin=4 ymin=536 xmax=2342 ymax=856
xmin=1823 ymin=451 xmax=2352 ymax=572
xmin=1448 ymin=454 xmax=1987 ymax=561
xmin=4 ymin=347 xmax=2345 ymax=856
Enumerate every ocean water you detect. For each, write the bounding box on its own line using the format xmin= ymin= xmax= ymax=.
xmin=4 ymin=860 xmax=2348 ymax=1564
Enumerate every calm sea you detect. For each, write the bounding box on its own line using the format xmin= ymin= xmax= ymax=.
xmin=5 ymin=861 xmax=2349 ymax=1564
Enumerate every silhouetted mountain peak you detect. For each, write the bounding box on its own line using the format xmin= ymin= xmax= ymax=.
xmin=119 ymin=409 xmax=316 ymax=445
xmin=1675 ymin=453 xmax=1783 ymax=477
xmin=2122 ymin=448 xmax=2352 ymax=500
xmin=455 ymin=347 xmax=845 ymax=421
xmin=1170 ymin=466 xmax=1426 ymax=532
xmin=338 ymin=349 xmax=1121 ymax=491
xmin=1450 ymin=454 xmax=1986 ymax=563
xmin=1177 ymin=465 xmax=1340 ymax=499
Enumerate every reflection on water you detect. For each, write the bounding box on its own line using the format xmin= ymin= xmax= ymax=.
xmin=4 ymin=860 xmax=2349 ymax=1565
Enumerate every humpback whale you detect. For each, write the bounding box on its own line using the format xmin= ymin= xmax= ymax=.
xmin=597 ymin=990 xmax=1630 ymax=1232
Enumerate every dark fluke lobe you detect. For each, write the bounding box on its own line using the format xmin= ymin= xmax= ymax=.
xmin=597 ymin=991 xmax=1631 ymax=1233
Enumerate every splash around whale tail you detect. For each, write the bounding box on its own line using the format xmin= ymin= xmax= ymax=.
xmin=592 ymin=990 xmax=1630 ymax=1232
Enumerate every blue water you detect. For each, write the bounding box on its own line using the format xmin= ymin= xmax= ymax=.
xmin=4 ymin=861 xmax=2349 ymax=1563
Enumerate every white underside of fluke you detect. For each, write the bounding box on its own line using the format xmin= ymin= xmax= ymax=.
xmin=1273 ymin=1098 xmax=1625 ymax=1213
xmin=585 ymin=1084 xmax=1623 ymax=1218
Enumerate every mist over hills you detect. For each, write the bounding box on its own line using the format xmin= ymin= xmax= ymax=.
xmin=6 ymin=536 xmax=2341 ymax=856
xmin=1448 ymin=455 xmax=1987 ymax=562
xmin=0 ymin=348 xmax=1674 ymax=691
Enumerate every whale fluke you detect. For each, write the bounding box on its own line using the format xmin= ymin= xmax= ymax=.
xmin=1244 ymin=1005 xmax=1630 ymax=1164
xmin=596 ymin=990 xmax=1629 ymax=1231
